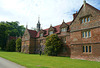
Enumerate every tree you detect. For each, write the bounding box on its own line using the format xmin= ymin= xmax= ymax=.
xmin=0 ymin=21 xmax=25 ymax=51
xmin=0 ymin=23 xmax=8 ymax=50
xmin=6 ymin=39 xmax=16 ymax=52
xmin=16 ymin=38 xmax=22 ymax=52
xmin=45 ymin=34 xmax=63 ymax=56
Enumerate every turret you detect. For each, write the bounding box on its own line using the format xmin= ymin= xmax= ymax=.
xmin=37 ymin=16 xmax=41 ymax=32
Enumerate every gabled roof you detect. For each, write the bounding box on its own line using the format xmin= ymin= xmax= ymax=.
xmin=36 ymin=21 xmax=72 ymax=38
xmin=70 ymin=3 xmax=100 ymax=25
xmin=27 ymin=29 xmax=37 ymax=38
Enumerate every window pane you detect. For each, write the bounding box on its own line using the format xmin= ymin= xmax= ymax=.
xmin=82 ymin=32 xmax=84 ymax=38
xmin=86 ymin=46 xmax=88 ymax=52
xmin=64 ymin=28 xmax=66 ymax=32
xmin=88 ymin=17 xmax=90 ymax=22
xmin=61 ymin=28 xmax=66 ymax=32
xmin=85 ymin=18 xmax=87 ymax=22
xmin=85 ymin=32 xmax=87 ymax=37
xmin=89 ymin=46 xmax=91 ymax=52
xmin=89 ymin=31 xmax=91 ymax=37
xmin=49 ymin=31 xmax=53 ymax=35
xmin=83 ymin=46 xmax=85 ymax=52
xmin=82 ymin=19 xmax=84 ymax=23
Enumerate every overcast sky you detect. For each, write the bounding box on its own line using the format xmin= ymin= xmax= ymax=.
xmin=0 ymin=0 xmax=100 ymax=29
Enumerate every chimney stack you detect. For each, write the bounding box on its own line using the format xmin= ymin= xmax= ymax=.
xmin=73 ymin=11 xmax=78 ymax=19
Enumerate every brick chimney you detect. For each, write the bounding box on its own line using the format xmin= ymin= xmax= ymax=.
xmin=73 ymin=11 xmax=78 ymax=19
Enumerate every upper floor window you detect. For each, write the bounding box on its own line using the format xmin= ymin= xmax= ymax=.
xmin=85 ymin=18 xmax=87 ymax=22
xmin=81 ymin=17 xmax=90 ymax=23
xmin=88 ymin=31 xmax=91 ymax=37
xmin=82 ymin=30 xmax=91 ymax=38
xmin=49 ymin=31 xmax=53 ymax=35
xmin=82 ymin=19 xmax=84 ymax=23
xmin=61 ymin=28 xmax=66 ymax=32
xmin=88 ymin=17 xmax=90 ymax=22
xmin=40 ymin=33 xmax=43 ymax=37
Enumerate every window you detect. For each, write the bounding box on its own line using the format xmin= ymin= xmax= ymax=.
xmin=82 ymin=32 xmax=85 ymax=38
xmin=61 ymin=28 xmax=66 ymax=32
xmin=83 ymin=46 xmax=85 ymax=52
xmin=40 ymin=33 xmax=43 ymax=37
xmin=83 ymin=45 xmax=92 ymax=53
xmin=85 ymin=31 xmax=87 ymax=37
xmin=86 ymin=46 xmax=88 ymax=52
xmin=88 ymin=17 xmax=90 ymax=22
xmin=88 ymin=31 xmax=91 ymax=37
xmin=49 ymin=31 xmax=53 ymax=35
xmin=85 ymin=18 xmax=87 ymax=22
xmin=82 ymin=19 xmax=84 ymax=23
xmin=81 ymin=17 xmax=90 ymax=23
xmin=82 ymin=30 xmax=91 ymax=38
xmin=89 ymin=46 xmax=91 ymax=52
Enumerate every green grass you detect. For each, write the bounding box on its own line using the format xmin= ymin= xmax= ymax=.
xmin=0 ymin=51 xmax=100 ymax=68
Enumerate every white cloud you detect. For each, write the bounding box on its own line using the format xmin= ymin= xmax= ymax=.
xmin=0 ymin=0 xmax=100 ymax=29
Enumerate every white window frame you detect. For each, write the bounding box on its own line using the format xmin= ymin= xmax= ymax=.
xmin=61 ymin=28 xmax=66 ymax=32
xmin=49 ymin=31 xmax=53 ymax=35
xmin=82 ymin=30 xmax=91 ymax=38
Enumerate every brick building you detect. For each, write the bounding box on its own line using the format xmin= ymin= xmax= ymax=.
xmin=21 ymin=1 xmax=100 ymax=61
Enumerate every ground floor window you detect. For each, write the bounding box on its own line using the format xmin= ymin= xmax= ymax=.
xmin=83 ymin=45 xmax=92 ymax=53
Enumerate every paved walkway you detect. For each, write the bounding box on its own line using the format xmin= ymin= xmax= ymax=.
xmin=0 ymin=57 xmax=26 ymax=68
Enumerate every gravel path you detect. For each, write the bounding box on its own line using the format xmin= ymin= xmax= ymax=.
xmin=0 ymin=57 xmax=26 ymax=68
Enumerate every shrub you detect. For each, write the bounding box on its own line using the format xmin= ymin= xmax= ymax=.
xmin=16 ymin=38 xmax=22 ymax=52
xmin=45 ymin=34 xmax=62 ymax=56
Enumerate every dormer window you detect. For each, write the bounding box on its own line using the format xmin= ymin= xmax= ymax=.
xmin=40 ymin=33 xmax=43 ymax=37
xmin=49 ymin=31 xmax=53 ymax=35
xmin=61 ymin=28 xmax=66 ymax=32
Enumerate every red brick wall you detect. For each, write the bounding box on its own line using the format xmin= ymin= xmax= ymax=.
xmin=70 ymin=28 xmax=100 ymax=44
xmin=71 ymin=44 xmax=100 ymax=61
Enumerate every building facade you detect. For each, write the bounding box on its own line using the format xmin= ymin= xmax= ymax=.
xmin=21 ymin=1 xmax=100 ymax=61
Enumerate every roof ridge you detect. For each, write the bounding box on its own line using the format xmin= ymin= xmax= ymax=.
xmin=42 ymin=21 xmax=72 ymax=31
xmin=86 ymin=3 xmax=100 ymax=13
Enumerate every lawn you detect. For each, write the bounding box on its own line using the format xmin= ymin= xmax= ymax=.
xmin=0 ymin=51 xmax=100 ymax=68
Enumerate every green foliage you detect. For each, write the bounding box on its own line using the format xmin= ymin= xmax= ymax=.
xmin=0 ymin=21 xmax=25 ymax=50
xmin=0 ymin=24 xmax=8 ymax=50
xmin=16 ymin=38 xmax=22 ymax=52
xmin=6 ymin=39 xmax=16 ymax=52
xmin=45 ymin=34 xmax=63 ymax=56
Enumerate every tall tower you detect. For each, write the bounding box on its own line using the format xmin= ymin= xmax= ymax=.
xmin=37 ymin=16 xmax=41 ymax=32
